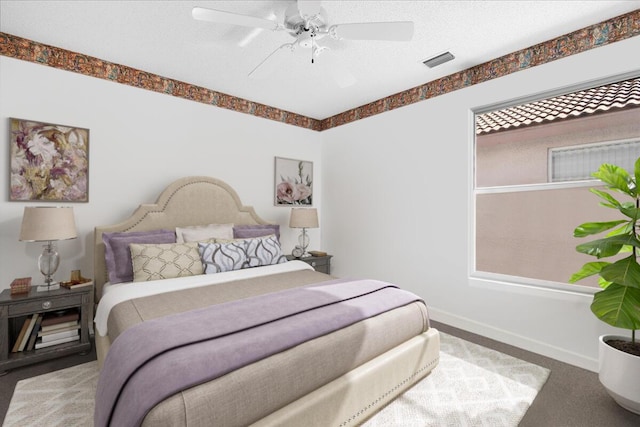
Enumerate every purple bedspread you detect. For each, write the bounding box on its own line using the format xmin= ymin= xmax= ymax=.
xmin=94 ymin=278 xmax=423 ymax=427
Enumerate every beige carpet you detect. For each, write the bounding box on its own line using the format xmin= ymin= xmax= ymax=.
xmin=4 ymin=333 xmax=549 ymax=426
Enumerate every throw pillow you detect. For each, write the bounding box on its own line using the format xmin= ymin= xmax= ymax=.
xmin=243 ymin=234 xmax=287 ymax=268
xmin=103 ymin=229 xmax=176 ymax=284
xmin=130 ymin=242 xmax=203 ymax=282
xmin=198 ymin=241 xmax=247 ymax=274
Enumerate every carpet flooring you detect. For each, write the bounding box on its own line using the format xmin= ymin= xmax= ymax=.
xmin=434 ymin=322 xmax=640 ymax=427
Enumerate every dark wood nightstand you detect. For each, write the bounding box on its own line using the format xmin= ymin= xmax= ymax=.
xmin=0 ymin=285 xmax=92 ymax=374
xmin=286 ymin=254 xmax=333 ymax=274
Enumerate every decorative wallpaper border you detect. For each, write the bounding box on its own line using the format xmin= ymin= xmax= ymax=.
xmin=0 ymin=9 xmax=639 ymax=132
xmin=319 ymin=9 xmax=640 ymax=130
xmin=0 ymin=32 xmax=322 ymax=131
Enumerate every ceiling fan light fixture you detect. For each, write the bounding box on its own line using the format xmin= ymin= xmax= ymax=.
xmin=193 ymin=1 xmax=415 ymax=84
xmin=423 ymin=51 xmax=455 ymax=68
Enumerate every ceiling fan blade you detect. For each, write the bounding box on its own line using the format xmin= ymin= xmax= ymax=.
xmin=192 ymin=7 xmax=280 ymax=31
xmin=330 ymin=22 xmax=414 ymax=41
xmin=297 ymin=0 xmax=322 ymax=19
xmin=249 ymin=43 xmax=296 ymax=79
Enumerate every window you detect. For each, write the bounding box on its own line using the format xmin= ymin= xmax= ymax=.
xmin=549 ymin=139 xmax=640 ymax=182
xmin=474 ymin=75 xmax=640 ymax=289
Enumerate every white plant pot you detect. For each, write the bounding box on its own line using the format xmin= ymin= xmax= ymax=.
xmin=598 ymin=334 xmax=640 ymax=415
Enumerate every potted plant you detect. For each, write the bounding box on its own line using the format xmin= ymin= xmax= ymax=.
xmin=569 ymin=157 xmax=640 ymax=414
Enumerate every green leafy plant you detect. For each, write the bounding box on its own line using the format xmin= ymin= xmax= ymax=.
xmin=569 ymin=157 xmax=640 ymax=345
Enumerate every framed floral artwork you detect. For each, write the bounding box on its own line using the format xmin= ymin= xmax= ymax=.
xmin=10 ymin=118 xmax=89 ymax=202
xmin=274 ymin=157 xmax=313 ymax=206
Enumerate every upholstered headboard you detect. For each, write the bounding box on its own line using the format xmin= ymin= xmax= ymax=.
xmin=93 ymin=176 xmax=270 ymax=300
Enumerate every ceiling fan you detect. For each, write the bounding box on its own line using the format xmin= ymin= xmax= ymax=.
xmin=192 ymin=1 xmax=414 ymax=87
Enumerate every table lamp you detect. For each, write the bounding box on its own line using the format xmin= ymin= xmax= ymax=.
xmin=289 ymin=208 xmax=318 ymax=257
xmin=19 ymin=207 xmax=77 ymax=292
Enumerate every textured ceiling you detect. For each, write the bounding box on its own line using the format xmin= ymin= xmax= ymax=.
xmin=1 ymin=1 xmax=640 ymax=119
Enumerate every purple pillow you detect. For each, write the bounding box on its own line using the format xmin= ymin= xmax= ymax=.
xmin=233 ymin=224 xmax=280 ymax=241
xmin=103 ymin=229 xmax=176 ymax=284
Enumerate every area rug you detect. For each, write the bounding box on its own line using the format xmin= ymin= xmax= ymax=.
xmin=3 ymin=332 xmax=549 ymax=426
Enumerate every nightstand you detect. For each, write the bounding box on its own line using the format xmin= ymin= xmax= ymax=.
xmin=287 ymin=254 xmax=333 ymax=274
xmin=0 ymin=285 xmax=92 ymax=374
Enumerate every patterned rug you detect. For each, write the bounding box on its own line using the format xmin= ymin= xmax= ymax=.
xmin=4 ymin=333 xmax=549 ymax=426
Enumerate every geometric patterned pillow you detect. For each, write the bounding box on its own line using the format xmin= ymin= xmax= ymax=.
xmin=198 ymin=241 xmax=248 ymax=274
xmin=130 ymin=242 xmax=203 ymax=282
xmin=243 ymin=234 xmax=287 ymax=268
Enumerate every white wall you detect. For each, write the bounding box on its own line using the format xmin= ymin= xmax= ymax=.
xmin=4 ymin=34 xmax=640 ymax=372
xmin=322 ymin=35 xmax=640 ymax=372
xmin=0 ymin=56 xmax=323 ymax=291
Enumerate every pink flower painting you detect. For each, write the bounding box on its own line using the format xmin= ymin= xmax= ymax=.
xmin=10 ymin=118 xmax=89 ymax=202
xmin=274 ymin=157 xmax=313 ymax=206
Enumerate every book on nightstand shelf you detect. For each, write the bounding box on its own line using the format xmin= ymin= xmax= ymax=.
xmin=19 ymin=313 xmax=39 ymax=352
xmin=38 ymin=323 xmax=79 ymax=337
xmin=26 ymin=314 xmax=44 ymax=351
xmin=10 ymin=313 xmax=39 ymax=353
xmin=40 ymin=310 xmax=79 ymax=328
xmin=40 ymin=320 xmax=79 ymax=333
xmin=30 ymin=310 xmax=81 ymax=349
xmin=39 ymin=328 xmax=79 ymax=343
xmin=11 ymin=317 xmax=31 ymax=353
xmin=35 ymin=334 xmax=79 ymax=349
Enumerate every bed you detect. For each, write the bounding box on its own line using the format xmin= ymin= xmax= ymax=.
xmin=93 ymin=176 xmax=440 ymax=426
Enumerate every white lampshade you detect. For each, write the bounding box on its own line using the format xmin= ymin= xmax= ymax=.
xmin=19 ymin=207 xmax=77 ymax=292
xmin=19 ymin=207 xmax=77 ymax=242
xmin=289 ymin=208 xmax=319 ymax=229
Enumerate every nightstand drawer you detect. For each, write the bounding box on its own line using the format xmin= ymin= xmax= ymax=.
xmin=8 ymin=294 xmax=83 ymax=317
xmin=312 ymin=263 xmax=330 ymax=274
xmin=307 ymin=258 xmax=329 ymax=269
xmin=287 ymin=254 xmax=332 ymax=274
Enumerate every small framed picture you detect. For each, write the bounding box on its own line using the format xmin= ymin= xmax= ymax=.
xmin=10 ymin=118 xmax=89 ymax=202
xmin=274 ymin=157 xmax=313 ymax=206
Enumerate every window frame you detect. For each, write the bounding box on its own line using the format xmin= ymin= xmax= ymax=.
xmin=470 ymin=70 xmax=640 ymax=296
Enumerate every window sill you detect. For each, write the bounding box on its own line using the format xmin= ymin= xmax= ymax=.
xmin=469 ymin=271 xmax=596 ymax=301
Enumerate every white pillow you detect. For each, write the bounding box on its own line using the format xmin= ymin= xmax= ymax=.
xmin=176 ymin=223 xmax=234 ymax=243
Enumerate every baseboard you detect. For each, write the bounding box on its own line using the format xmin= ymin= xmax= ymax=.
xmin=429 ymin=307 xmax=598 ymax=372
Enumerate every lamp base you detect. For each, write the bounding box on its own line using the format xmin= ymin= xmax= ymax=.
xmin=36 ymin=282 xmax=60 ymax=292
